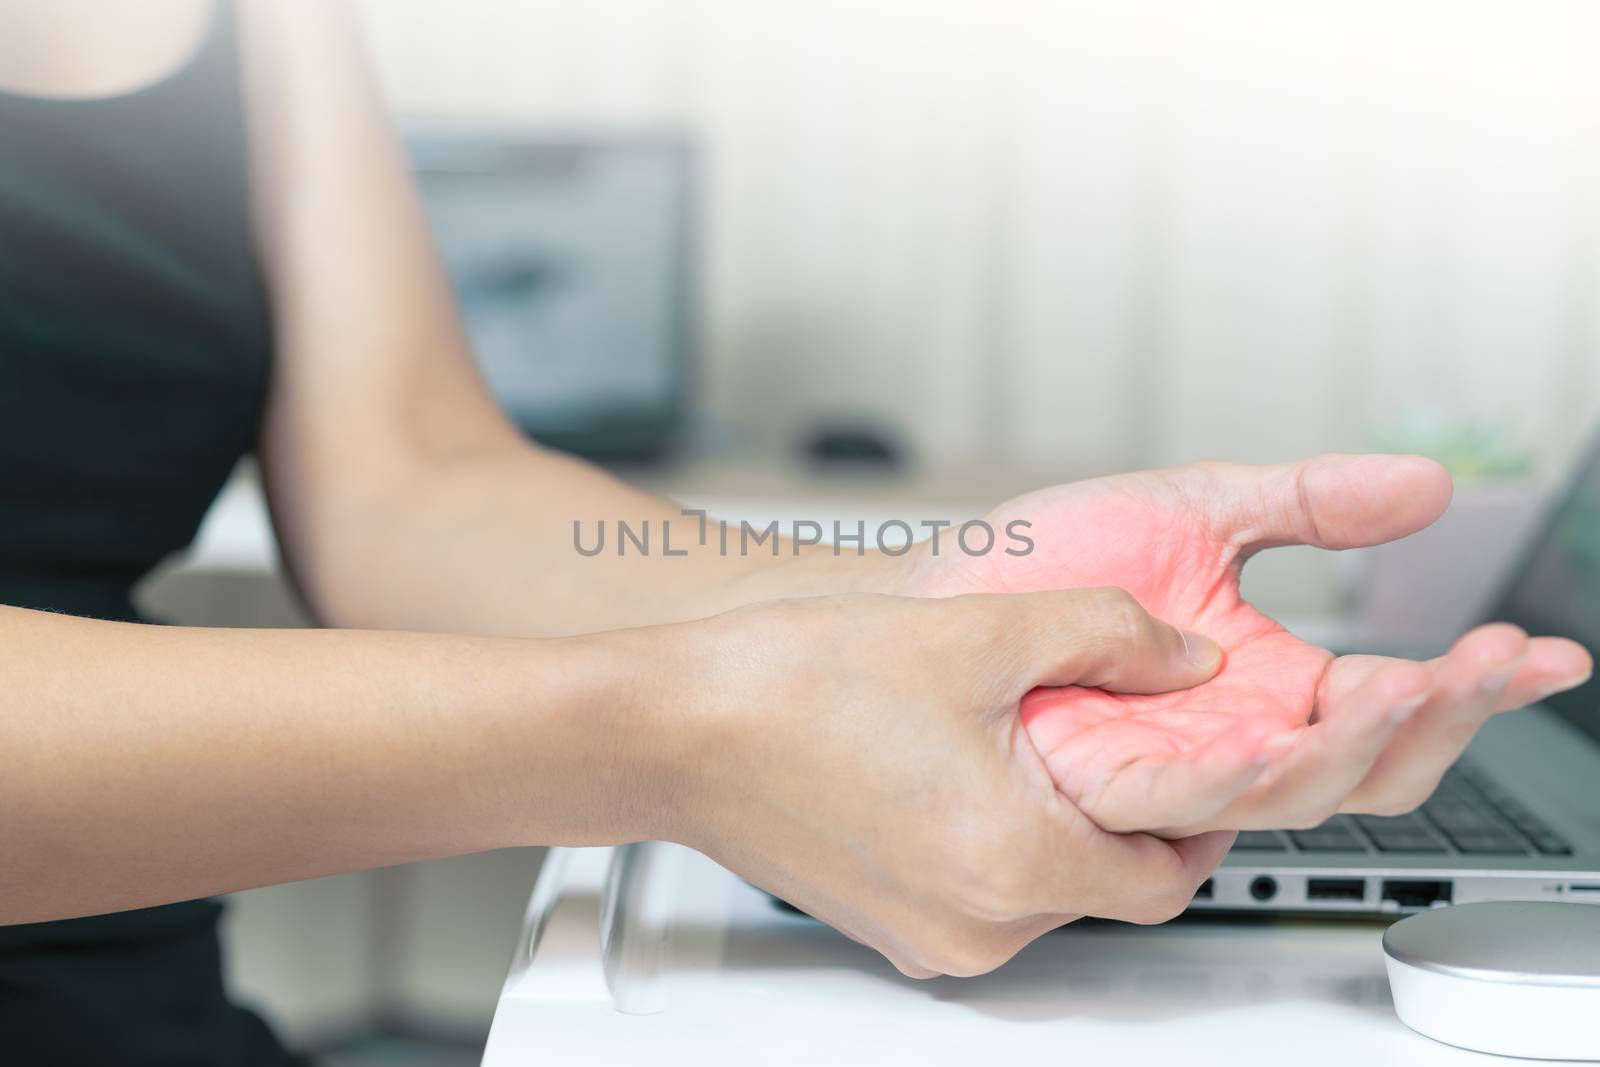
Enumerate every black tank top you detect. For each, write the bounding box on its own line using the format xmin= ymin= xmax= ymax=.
xmin=0 ymin=3 xmax=302 ymax=1062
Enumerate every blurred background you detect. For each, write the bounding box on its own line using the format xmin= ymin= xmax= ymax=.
xmin=134 ymin=0 xmax=1600 ymax=1061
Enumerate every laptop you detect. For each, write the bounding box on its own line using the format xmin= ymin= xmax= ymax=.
xmin=1193 ymin=433 xmax=1600 ymax=915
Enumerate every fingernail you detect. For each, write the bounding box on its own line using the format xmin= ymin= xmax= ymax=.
xmin=1180 ymin=629 xmax=1222 ymax=670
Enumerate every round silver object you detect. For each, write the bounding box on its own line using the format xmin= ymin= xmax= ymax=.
xmin=1384 ymin=900 xmax=1600 ymax=988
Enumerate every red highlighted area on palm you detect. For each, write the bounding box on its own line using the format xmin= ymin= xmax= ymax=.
xmin=908 ymin=455 xmax=1591 ymax=836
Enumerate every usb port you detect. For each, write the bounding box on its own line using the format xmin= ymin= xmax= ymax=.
xmin=1307 ymin=878 xmax=1365 ymax=902
xmin=1193 ymin=878 xmax=1214 ymax=900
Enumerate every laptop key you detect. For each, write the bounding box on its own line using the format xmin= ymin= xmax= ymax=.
xmin=1289 ymin=827 xmax=1366 ymax=852
xmin=1528 ymin=832 xmax=1574 ymax=856
xmin=1424 ymin=805 xmax=1501 ymax=831
xmin=1366 ymin=829 xmax=1448 ymax=854
xmin=1444 ymin=766 xmax=1574 ymax=854
xmin=1507 ymin=817 xmax=1557 ymax=841
xmin=1503 ymin=810 xmax=1550 ymax=834
xmin=1232 ymin=831 xmax=1289 ymax=851
xmin=1443 ymin=829 xmax=1528 ymax=855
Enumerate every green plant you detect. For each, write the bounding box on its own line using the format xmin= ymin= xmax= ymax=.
xmin=1366 ymin=409 xmax=1537 ymax=481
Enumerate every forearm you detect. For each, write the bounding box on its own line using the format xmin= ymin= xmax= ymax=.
xmin=241 ymin=0 xmax=892 ymax=636
xmin=285 ymin=442 xmax=899 ymax=636
xmin=0 ymin=604 xmax=668 ymax=924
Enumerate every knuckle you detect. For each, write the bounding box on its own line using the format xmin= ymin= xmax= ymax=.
xmin=1087 ymin=587 xmax=1146 ymax=644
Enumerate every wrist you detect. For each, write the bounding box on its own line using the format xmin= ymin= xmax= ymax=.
xmin=547 ymin=622 xmax=712 ymax=845
xmin=476 ymin=629 xmax=673 ymax=847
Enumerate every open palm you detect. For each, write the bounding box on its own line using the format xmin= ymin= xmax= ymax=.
xmin=901 ymin=455 xmax=1591 ymax=836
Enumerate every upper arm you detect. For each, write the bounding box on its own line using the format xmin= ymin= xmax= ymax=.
xmin=236 ymin=0 xmax=520 ymax=549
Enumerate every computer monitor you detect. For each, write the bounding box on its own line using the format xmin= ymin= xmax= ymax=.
xmin=410 ymin=131 xmax=695 ymax=459
xmin=1486 ymin=431 xmax=1600 ymax=746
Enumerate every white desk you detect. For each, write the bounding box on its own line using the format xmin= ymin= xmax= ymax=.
xmin=483 ymin=843 xmax=1582 ymax=1066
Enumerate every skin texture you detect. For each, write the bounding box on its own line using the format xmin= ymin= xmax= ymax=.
xmin=900 ymin=455 xmax=1594 ymax=836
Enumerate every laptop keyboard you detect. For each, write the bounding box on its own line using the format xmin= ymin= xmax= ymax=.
xmin=1231 ymin=763 xmax=1574 ymax=858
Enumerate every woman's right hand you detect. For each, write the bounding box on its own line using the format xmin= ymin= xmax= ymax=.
xmin=0 ymin=587 xmax=1226 ymax=933
xmin=614 ymin=588 xmax=1252 ymax=979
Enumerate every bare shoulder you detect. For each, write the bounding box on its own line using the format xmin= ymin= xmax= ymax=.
xmin=0 ymin=0 xmax=213 ymax=98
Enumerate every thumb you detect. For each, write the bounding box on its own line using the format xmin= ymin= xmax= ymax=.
xmin=1202 ymin=453 xmax=1452 ymax=558
xmin=990 ymin=587 xmax=1223 ymax=696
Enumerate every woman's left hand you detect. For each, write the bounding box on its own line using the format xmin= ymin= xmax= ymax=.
xmin=887 ymin=453 xmax=1593 ymax=836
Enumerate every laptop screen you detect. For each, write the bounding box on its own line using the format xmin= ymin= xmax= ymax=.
xmin=1487 ymin=433 xmax=1600 ymax=747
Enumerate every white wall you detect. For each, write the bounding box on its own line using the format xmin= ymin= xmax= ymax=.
xmin=357 ymin=0 xmax=1600 ymax=477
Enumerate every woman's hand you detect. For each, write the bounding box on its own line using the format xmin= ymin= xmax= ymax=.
xmin=624 ymin=588 xmax=1240 ymax=978
xmin=0 ymin=588 xmax=1223 ymax=934
xmin=892 ymin=454 xmax=1592 ymax=836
